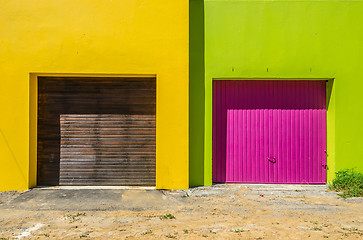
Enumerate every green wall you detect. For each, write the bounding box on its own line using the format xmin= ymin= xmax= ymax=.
xmin=194 ymin=0 xmax=363 ymax=185
xmin=189 ymin=0 xmax=206 ymax=186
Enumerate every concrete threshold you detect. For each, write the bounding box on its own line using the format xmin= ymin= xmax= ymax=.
xmin=35 ymin=186 xmax=156 ymax=190
xmin=223 ymin=183 xmax=328 ymax=191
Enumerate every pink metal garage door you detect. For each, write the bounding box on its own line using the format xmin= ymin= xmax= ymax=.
xmin=213 ymin=80 xmax=327 ymax=184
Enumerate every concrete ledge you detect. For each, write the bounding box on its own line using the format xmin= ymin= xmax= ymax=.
xmin=35 ymin=186 xmax=156 ymax=190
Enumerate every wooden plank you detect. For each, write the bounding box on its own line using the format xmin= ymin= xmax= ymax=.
xmin=59 ymin=114 xmax=156 ymax=186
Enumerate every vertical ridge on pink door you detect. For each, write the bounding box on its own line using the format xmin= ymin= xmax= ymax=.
xmin=213 ymin=80 xmax=327 ymax=184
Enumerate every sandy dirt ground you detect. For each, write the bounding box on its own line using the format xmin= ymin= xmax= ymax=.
xmin=0 ymin=184 xmax=362 ymax=239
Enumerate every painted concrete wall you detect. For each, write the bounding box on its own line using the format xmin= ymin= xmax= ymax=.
xmin=197 ymin=0 xmax=363 ymax=185
xmin=0 ymin=0 xmax=189 ymax=191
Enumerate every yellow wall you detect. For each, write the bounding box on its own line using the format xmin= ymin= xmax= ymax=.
xmin=0 ymin=0 xmax=189 ymax=191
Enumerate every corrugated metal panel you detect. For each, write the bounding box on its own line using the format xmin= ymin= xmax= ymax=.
xmin=60 ymin=114 xmax=155 ymax=186
xmin=213 ymin=80 xmax=327 ymax=183
xmin=37 ymin=77 xmax=156 ymax=186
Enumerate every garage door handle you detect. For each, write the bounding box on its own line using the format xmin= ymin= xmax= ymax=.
xmin=268 ymin=157 xmax=276 ymax=163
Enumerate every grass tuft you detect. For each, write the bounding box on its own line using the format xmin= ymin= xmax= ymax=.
xmin=341 ymin=227 xmax=363 ymax=236
xmin=141 ymin=230 xmax=152 ymax=235
xmin=38 ymin=233 xmax=50 ymax=237
xmin=66 ymin=212 xmax=86 ymax=223
xmin=329 ymin=169 xmax=363 ymax=198
xmin=159 ymin=213 xmax=175 ymax=220
xmin=165 ymin=233 xmax=177 ymax=239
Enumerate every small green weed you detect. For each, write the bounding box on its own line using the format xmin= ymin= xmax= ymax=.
xmin=311 ymin=227 xmax=322 ymax=231
xmin=79 ymin=235 xmax=88 ymax=238
xmin=141 ymin=229 xmax=152 ymax=235
xmin=0 ymin=238 xmax=9 ymax=240
xmin=342 ymin=227 xmax=358 ymax=231
xmin=329 ymin=169 xmax=363 ymax=198
xmin=183 ymin=229 xmax=189 ymax=234
xmin=341 ymin=227 xmax=363 ymax=235
xmin=232 ymin=228 xmax=244 ymax=233
xmin=159 ymin=213 xmax=175 ymax=220
xmin=66 ymin=212 xmax=86 ymax=223
xmin=323 ymin=236 xmax=329 ymax=238
xmin=165 ymin=233 xmax=177 ymax=239
xmin=38 ymin=233 xmax=50 ymax=237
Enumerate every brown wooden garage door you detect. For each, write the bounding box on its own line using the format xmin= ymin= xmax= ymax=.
xmin=37 ymin=77 xmax=156 ymax=186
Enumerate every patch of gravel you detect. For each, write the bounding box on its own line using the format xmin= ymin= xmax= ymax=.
xmin=166 ymin=184 xmax=233 ymax=198
xmin=342 ymin=197 xmax=363 ymax=203
xmin=0 ymin=191 xmax=24 ymax=205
